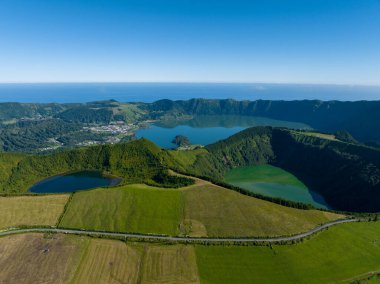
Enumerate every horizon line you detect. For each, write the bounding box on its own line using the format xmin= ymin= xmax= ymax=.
xmin=0 ymin=81 xmax=380 ymax=87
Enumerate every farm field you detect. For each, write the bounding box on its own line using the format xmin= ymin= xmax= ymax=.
xmin=59 ymin=184 xmax=183 ymax=235
xmin=71 ymin=239 xmax=142 ymax=284
xmin=182 ymin=183 xmax=340 ymax=237
xmin=0 ymin=194 xmax=69 ymax=229
xmin=141 ymin=245 xmax=200 ymax=284
xmin=0 ymin=233 xmax=87 ymax=284
xmin=224 ymin=165 xmax=329 ymax=208
xmin=60 ymin=179 xmax=342 ymax=237
xmin=195 ymin=221 xmax=380 ymax=284
xmin=1 ymin=221 xmax=380 ymax=283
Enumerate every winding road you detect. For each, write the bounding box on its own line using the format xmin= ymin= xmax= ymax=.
xmin=0 ymin=218 xmax=356 ymax=244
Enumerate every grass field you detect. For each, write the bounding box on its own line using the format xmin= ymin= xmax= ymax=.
xmin=2 ymin=221 xmax=380 ymax=283
xmin=61 ymin=179 xmax=341 ymax=237
xmin=0 ymin=233 xmax=87 ymax=284
xmin=141 ymin=245 xmax=200 ymax=284
xmin=71 ymin=239 xmax=142 ymax=284
xmin=60 ymin=184 xmax=183 ymax=235
xmin=0 ymin=194 xmax=69 ymax=229
xmin=195 ymin=221 xmax=380 ymax=284
xmin=182 ymin=183 xmax=340 ymax=237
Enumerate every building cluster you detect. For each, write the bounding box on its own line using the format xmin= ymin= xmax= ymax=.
xmin=84 ymin=123 xmax=132 ymax=134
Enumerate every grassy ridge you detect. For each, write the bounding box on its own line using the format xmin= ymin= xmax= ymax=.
xmin=60 ymin=181 xmax=341 ymax=237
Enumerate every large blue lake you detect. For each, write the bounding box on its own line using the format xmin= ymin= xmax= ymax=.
xmin=0 ymin=83 xmax=378 ymax=103
xmin=136 ymin=115 xmax=310 ymax=148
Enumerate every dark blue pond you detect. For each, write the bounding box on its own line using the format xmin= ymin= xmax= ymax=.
xmin=29 ymin=171 xmax=121 ymax=193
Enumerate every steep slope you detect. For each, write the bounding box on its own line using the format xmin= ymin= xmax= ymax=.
xmin=171 ymin=127 xmax=380 ymax=212
xmin=0 ymin=138 xmax=191 ymax=193
xmin=145 ymin=99 xmax=380 ymax=143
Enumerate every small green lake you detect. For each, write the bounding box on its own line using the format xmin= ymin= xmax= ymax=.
xmin=29 ymin=171 xmax=121 ymax=193
xmin=224 ymin=165 xmax=330 ymax=209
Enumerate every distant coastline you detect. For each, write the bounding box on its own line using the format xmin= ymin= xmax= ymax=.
xmin=0 ymin=82 xmax=379 ymax=103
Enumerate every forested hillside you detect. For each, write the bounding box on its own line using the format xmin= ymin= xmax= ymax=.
xmin=145 ymin=99 xmax=380 ymax=144
xmin=1 ymin=126 xmax=379 ymax=212
xmin=0 ymin=101 xmax=144 ymax=152
xmin=0 ymin=139 xmax=192 ymax=193
xmin=167 ymin=127 xmax=380 ymax=212
xmin=0 ymin=99 xmax=379 ymax=153
xmin=0 ymin=102 xmax=77 ymax=120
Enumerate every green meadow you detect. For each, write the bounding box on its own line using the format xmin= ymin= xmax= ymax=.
xmin=195 ymin=221 xmax=380 ymax=284
xmin=60 ymin=184 xmax=183 ymax=235
xmin=60 ymin=181 xmax=341 ymax=237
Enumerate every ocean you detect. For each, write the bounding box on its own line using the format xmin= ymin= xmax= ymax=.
xmin=0 ymin=83 xmax=379 ymax=103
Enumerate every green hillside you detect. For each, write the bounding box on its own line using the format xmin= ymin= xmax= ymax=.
xmin=1 ymin=99 xmax=379 ymax=153
xmin=145 ymin=98 xmax=380 ymax=144
xmin=59 ymin=180 xmax=341 ymax=237
xmin=0 ymin=138 xmax=192 ymax=193
xmin=167 ymin=127 xmax=380 ymax=212
xmin=1 ymin=125 xmax=379 ymax=212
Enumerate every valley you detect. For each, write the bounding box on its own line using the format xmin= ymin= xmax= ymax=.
xmin=2 ymin=1 xmax=379 ymax=282
xmin=0 ymin=101 xmax=378 ymax=283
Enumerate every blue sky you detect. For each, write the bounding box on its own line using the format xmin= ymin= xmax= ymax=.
xmin=0 ymin=0 xmax=379 ymax=84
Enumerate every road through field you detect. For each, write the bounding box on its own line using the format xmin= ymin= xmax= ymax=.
xmin=0 ymin=218 xmax=356 ymax=244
